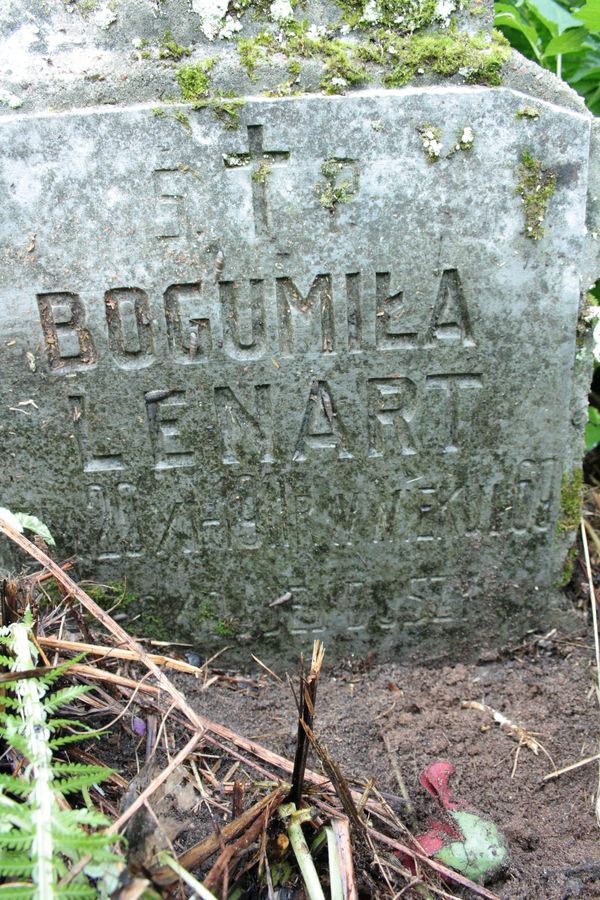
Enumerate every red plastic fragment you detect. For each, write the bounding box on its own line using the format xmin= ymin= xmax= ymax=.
xmin=396 ymin=760 xmax=465 ymax=871
xmin=419 ymin=760 xmax=463 ymax=811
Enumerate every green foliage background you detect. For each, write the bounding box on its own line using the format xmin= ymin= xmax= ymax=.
xmin=494 ymin=0 xmax=600 ymax=113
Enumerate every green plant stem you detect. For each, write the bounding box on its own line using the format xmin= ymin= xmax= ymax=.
xmin=325 ymin=826 xmax=344 ymax=900
xmin=11 ymin=623 xmax=55 ymax=900
xmin=280 ymin=804 xmax=326 ymax=900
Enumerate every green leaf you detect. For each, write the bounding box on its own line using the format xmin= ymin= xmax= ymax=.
xmin=13 ymin=513 xmax=56 ymax=546
xmin=494 ymin=4 xmax=543 ymax=57
xmin=0 ymin=508 xmax=24 ymax=533
xmin=544 ymin=27 xmax=590 ymax=56
xmin=15 ymin=513 xmax=56 ymax=547
xmin=575 ymin=1 xmax=600 ymax=32
xmin=525 ymin=0 xmax=581 ymax=34
xmin=585 ymin=419 xmax=600 ymax=450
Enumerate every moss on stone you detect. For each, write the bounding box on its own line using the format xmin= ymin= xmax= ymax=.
xmin=177 ymin=60 xmax=243 ymax=129
xmin=555 ymin=544 xmax=577 ymax=588
xmin=174 ymin=109 xmax=192 ymax=130
xmin=215 ymin=618 xmax=238 ymax=638
xmin=516 ymin=106 xmax=542 ymax=119
xmin=557 ymin=469 xmax=583 ymax=535
xmin=238 ymin=33 xmax=275 ymax=79
xmin=516 ymin=151 xmax=556 ymax=240
xmin=177 ymin=58 xmax=216 ymax=102
xmin=85 ymin=581 xmax=139 ymax=611
xmin=252 ymin=162 xmax=272 ymax=182
xmin=318 ymin=157 xmax=355 ymax=210
xmin=363 ymin=28 xmax=510 ymax=87
xmin=201 ymin=92 xmax=245 ymax=128
xmin=335 ymin=0 xmax=438 ymax=33
xmin=159 ymin=30 xmax=191 ymax=62
xmin=237 ymin=20 xmax=508 ymax=95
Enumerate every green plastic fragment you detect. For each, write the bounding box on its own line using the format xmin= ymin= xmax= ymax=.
xmin=434 ymin=810 xmax=509 ymax=884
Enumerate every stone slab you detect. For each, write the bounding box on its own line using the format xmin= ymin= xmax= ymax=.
xmin=0 ymin=85 xmax=595 ymax=662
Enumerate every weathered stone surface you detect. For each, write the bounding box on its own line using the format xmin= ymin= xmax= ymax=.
xmin=0 ymin=2 xmax=598 ymax=664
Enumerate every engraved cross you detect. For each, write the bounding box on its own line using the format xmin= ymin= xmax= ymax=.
xmin=223 ymin=124 xmax=290 ymax=236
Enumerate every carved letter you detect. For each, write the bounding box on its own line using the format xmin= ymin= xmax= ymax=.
xmin=367 ymin=377 xmax=417 ymax=457
xmin=276 ymin=275 xmax=334 ymax=355
xmin=37 ymin=293 xmax=95 ymax=371
xmin=105 ymin=288 xmax=154 ymax=368
xmin=214 ymin=385 xmax=274 ymax=465
xmin=293 ymin=380 xmax=352 ymax=462
xmin=427 ymin=269 xmax=474 ymax=345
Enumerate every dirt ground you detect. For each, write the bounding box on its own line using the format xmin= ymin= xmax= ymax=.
xmin=175 ymin=627 xmax=600 ymax=899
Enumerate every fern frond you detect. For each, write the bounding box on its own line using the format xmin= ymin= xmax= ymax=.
xmin=0 ymin=652 xmax=15 ymax=666
xmin=48 ymin=730 xmax=105 ymax=749
xmin=0 ymin=885 xmax=35 ymax=898
xmin=43 ymin=685 xmax=93 ymax=715
xmin=0 ymin=773 xmax=33 ymax=797
xmin=52 ymin=762 xmax=114 ymax=778
xmin=56 ymin=807 xmax=114 ymax=829
xmin=0 ymin=614 xmax=124 ymax=897
xmin=53 ymin=769 xmax=114 ymax=796
xmin=41 ymin=653 xmax=87 ymax=687
xmin=0 ymin=693 xmax=23 ymax=709
xmin=0 ymin=857 xmax=34 ymax=877
xmin=53 ymin=886 xmax=97 ymax=899
xmin=0 ymin=832 xmax=37 ymax=851
xmin=46 ymin=718 xmax=95 ymax=734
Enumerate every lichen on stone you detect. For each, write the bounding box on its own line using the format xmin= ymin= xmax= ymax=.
xmin=516 ymin=151 xmax=556 ymax=240
xmin=447 ymin=125 xmax=474 ymax=155
xmin=318 ymin=157 xmax=356 ymax=211
xmin=417 ymin=123 xmax=443 ymax=160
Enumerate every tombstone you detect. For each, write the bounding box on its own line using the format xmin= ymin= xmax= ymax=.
xmin=0 ymin=0 xmax=598 ymax=664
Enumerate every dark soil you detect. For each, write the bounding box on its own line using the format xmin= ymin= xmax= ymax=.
xmin=176 ymin=631 xmax=600 ymax=899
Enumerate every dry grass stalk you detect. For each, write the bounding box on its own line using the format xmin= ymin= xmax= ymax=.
xmin=152 ymin=785 xmax=288 ymax=886
xmin=38 ymin=636 xmax=206 ymax=675
xmin=0 ymin=518 xmax=206 ymax=734
xmin=302 ymin=721 xmax=364 ymax=834
xmin=461 ymin=700 xmax=555 ymax=771
xmin=580 ymin=518 xmax=600 ymax=828
xmin=331 ymin=816 xmax=358 ymax=900
xmin=543 ymin=752 xmax=600 ymax=782
xmin=67 ymin=663 xmax=161 ymax=694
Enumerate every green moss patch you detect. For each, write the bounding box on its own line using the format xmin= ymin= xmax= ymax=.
xmin=516 ymin=151 xmax=556 ymax=240
xmin=557 ymin=469 xmax=583 ymax=535
xmin=177 ymin=59 xmax=216 ymax=102
xmin=176 ymin=60 xmax=244 ymax=129
xmin=159 ymin=31 xmax=191 ymax=62
xmin=335 ymin=0 xmax=438 ymax=33
xmin=237 ymin=21 xmax=509 ymax=93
